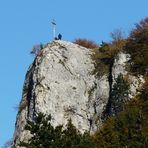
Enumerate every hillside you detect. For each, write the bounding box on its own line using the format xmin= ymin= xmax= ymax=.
xmin=12 ymin=17 xmax=148 ymax=148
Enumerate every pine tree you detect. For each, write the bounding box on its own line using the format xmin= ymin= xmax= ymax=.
xmin=110 ymin=74 xmax=130 ymax=115
xmin=19 ymin=113 xmax=95 ymax=148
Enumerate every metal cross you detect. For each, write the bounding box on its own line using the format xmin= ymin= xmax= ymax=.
xmin=51 ymin=19 xmax=56 ymax=39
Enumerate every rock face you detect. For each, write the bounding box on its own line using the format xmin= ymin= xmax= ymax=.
xmin=112 ymin=52 xmax=144 ymax=98
xmin=13 ymin=41 xmax=108 ymax=147
xmin=12 ymin=40 xmax=143 ymax=147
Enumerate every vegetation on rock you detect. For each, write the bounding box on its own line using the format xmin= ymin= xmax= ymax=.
xmin=73 ymin=38 xmax=99 ymax=49
xmin=94 ymin=83 xmax=148 ymax=147
xmin=19 ymin=113 xmax=95 ymax=148
xmin=18 ymin=17 xmax=148 ymax=147
xmin=105 ymin=73 xmax=130 ymax=116
xmin=91 ymin=30 xmax=126 ymax=77
xmin=125 ymin=17 xmax=148 ymax=76
xmin=94 ymin=17 xmax=148 ymax=146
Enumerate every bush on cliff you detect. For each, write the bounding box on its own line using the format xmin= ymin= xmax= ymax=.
xmin=19 ymin=113 xmax=95 ymax=148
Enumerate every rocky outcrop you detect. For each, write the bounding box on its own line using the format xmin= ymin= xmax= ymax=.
xmin=112 ymin=52 xmax=144 ymax=98
xmin=13 ymin=41 xmax=109 ymax=147
xmin=12 ymin=40 xmax=144 ymax=147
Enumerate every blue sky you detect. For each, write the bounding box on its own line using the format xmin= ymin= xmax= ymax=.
xmin=0 ymin=0 xmax=147 ymax=146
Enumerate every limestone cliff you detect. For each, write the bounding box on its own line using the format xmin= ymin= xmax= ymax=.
xmin=12 ymin=40 xmax=143 ymax=147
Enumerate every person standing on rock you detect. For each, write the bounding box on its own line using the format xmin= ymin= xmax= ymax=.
xmin=58 ymin=33 xmax=62 ymax=40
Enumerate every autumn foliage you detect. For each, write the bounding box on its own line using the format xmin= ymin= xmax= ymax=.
xmin=125 ymin=17 xmax=148 ymax=76
xmin=73 ymin=38 xmax=99 ymax=49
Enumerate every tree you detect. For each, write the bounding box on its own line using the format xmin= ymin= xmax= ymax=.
xmin=94 ymin=96 xmax=148 ymax=148
xmin=73 ymin=38 xmax=99 ymax=49
xmin=19 ymin=113 xmax=57 ymax=148
xmin=110 ymin=74 xmax=130 ymax=115
xmin=19 ymin=113 xmax=95 ymax=148
xmin=110 ymin=29 xmax=125 ymax=43
xmin=2 ymin=139 xmax=12 ymax=148
xmin=31 ymin=44 xmax=43 ymax=55
xmin=110 ymin=29 xmax=127 ymax=53
xmin=125 ymin=17 xmax=148 ymax=76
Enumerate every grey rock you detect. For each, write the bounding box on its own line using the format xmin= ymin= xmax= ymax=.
xmin=12 ymin=41 xmax=144 ymax=147
xmin=13 ymin=41 xmax=108 ymax=147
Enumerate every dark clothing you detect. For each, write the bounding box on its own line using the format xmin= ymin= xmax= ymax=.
xmin=58 ymin=34 xmax=62 ymax=40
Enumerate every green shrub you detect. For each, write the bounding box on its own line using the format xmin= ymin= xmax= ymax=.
xmin=110 ymin=74 xmax=130 ymax=115
xmin=94 ymin=81 xmax=148 ymax=147
xmin=19 ymin=113 xmax=95 ymax=148
xmin=92 ymin=39 xmax=126 ymax=77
